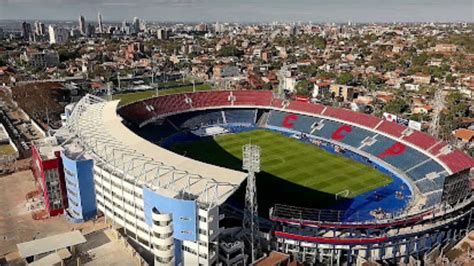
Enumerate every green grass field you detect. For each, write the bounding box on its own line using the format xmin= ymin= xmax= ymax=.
xmin=113 ymin=84 xmax=212 ymax=106
xmin=172 ymin=129 xmax=392 ymax=214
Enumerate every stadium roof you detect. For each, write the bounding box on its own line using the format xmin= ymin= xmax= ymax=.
xmin=63 ymin=94 xmax=247 ymax=206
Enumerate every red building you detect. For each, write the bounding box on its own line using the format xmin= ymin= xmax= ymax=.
xmin=31 ymin=138 xmax=68 ymax=216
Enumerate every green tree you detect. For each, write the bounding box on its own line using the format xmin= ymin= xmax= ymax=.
xmin=219 ymin=45 xmax=244 ymax=57
xmin=383 ymin=97 xmax=409 ymax=114
xmin=336 ymin=72 xmax=354 ymax=85
xmin=295 ymin=79 xmax=312 ymax=96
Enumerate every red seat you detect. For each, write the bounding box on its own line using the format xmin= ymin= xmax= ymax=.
xmin=438 ymin=150 xmax=474 ymax=173
xmin=287 ymin=101 xmax=325 ymax=114
xmin=324 ymin=107 xmax=381 ymax=128
xmin=189 ymin=91 xmax=231 ymax=108
xmin=377 ymin=120 xmax=406 ymax=137
xmin=403 ymin=131 xmax=438 ymax=150
xmin=233 ymin=90 xmax=273 ymax=106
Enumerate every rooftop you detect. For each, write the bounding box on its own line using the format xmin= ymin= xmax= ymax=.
xmin=17 ymin=230 xmax=86 ymax=258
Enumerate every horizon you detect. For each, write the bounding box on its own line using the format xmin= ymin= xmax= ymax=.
xmin=1 ymin=0 xmax=473 ymax=23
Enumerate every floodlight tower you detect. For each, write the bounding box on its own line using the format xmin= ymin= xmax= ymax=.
xmin=242 ymin=144 xmax=261 ymax=263
xmin=429 ymin=88 xmax=445 ymax=139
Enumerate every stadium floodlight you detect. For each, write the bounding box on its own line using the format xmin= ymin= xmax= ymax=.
xmin=242 ymin=144 xmax=261 ymax=263
xmin=242 ymin=144 xmax=261 ymax=173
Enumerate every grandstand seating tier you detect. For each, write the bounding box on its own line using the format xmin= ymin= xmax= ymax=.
xmin=376 ymin=120 xmax=406 ymax=137
xmin=324 ymin=106 xmax=382 ymax=128
xmin=287 ymin=101 xmax=325 ymax=114
xmin=233 ymin=90 xmax=273 ymax=106
xmin=403 ymin=131 xmax=438 ymax=150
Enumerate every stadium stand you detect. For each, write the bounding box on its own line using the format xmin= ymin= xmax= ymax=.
xmin=147 ymin=93 xmax=191 ymax=115
xmin=233 ymin=90 xmax=273 ymax=106
xmin=118 ymin=101 xmax=155 ymax=125
xmin=416 ymin=177 xmax=444 ymax=194
xmin=118 ymin=91 xmax=474 ymax=176
xmin=438 ymin=150 xmax=474 ymax=173
xmin=429 ymin=141 xmax=449 ymax=156
xmin=311 ymin=120 xmax=342 ymax=140
xmin=180 ymin=110 xmax=225 ymax=129
xmin=336 ymin=126 xmax=376 ymax=148
xmin=224 ymin=109 xmax=257 ymax=124
xmin=423 ymin=191 xmax=443 ymax=208
xmin=362 ymin=135 xmax=397 ymax=157
xmin=403 ymin=131 xmax=438 ymax=150
xmin=286 ymin=101 xmax=325 ymax=114
xmin=189 ymin=91 xmax=231 ymax=108
xmin=382 ymin=145 xmax=429 ymax=171
xmin=376 ymin=120 xmax=406 ymax=138
xmin=406 ymin=160 xmax=446 ymax=181
xmin=323 ymin=106 xmax=381 ymax=128
xmin=271 ymin=99 xmax=286 ymax=109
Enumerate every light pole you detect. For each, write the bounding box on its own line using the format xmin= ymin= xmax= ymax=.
xmin=242 ymin=144 xmax=261 ymax=263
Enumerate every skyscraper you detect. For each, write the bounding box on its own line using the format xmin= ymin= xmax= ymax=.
xmin=48 ymin=25 xmax=57 ymax=44
xmin=132 ymin=17 xmax=140 ymax=33
xmin=48 ymin=25 xmax=69 ymax=44
xmin=79 ymin=15 xmax=86 ymax=35
xmin=21 ymin=21 xmax=33 ymax=41
xmin=157 ymin=28 xmax=168 ymax=40
xmin=98 ymin=13 xmax=103 ymax=33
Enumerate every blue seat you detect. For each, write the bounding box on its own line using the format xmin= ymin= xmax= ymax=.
xmin=224 ymin=109 xmax=256 ymax=124
xmin=179 ymin=110 xmax=224 ymax=129
xmin=407 ymin=160 xmax=445 ymax=181
xmin=267 ymin=110 xmax=321 ymax=133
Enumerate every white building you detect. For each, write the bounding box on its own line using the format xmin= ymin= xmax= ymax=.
xmin=48 ymin=25 xmax=69 ymax=44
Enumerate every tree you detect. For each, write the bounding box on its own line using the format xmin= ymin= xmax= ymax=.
xmin=295 ymin=79 xmax=312 ymax=96
xmin=412 ymin=53 xmax=429 ymax=66
xmin=218 ymin=45 xmax=244 ymax=57
xmin=312 ymin=36 xmax=326 ymax=50
xmin=261 ymin=83 xmax=273 ymax=91
xmin=383 ymin=97 xmax=409 ymax=114
xmin=336 ymin=72 xmax=354 ymax=85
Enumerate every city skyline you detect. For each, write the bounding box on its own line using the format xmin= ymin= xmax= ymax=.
xmin=1 ymin=0 xmax=472 ymax=23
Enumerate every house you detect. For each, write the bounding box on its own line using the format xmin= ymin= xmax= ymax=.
xmin=312 ymin=81 xmax=331 ymax=98
xmin=453 ymin=129 xmax=474 ymax=144
xmin=434 ymin=44 xmax=457 ymax=53
xmin=213 ymin=64 xmax=240 ymax=80
xmin=410 ymin=73 xmax=432 ymax=85
xmin=330 ymin=84 xmax=355 ymax=101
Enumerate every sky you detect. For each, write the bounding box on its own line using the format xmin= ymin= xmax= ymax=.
xmin=0 ymin=0 xmax=472 ymax=23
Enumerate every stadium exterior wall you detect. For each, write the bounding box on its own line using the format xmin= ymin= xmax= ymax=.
xmin=61 ymin=152 xmax=97 ymax=223
xmin=93 ymin=164 xmax=220 ymax=265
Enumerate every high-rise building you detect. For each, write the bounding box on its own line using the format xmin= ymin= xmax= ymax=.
xmin=48 ymin=25 xmax=69 ymax=44
xmin=139 ymin=19 xmax=147 ymax=32
xmin=21 ymin=21 xmax=33 ymax=41
xmin=79 ymin=15 xmax=86 ymax=35
xmin=97 ymin=13 xmax=103 ymax=33
xmin=34 ymin=21 xmax=42 ymax=35
xmin=86 ymin=23 xmax=95 ymax=36
xmin=157 ymin=28 xmax=168 ymax=40
xmin=132 ymin=17 xmax=140 ymax=33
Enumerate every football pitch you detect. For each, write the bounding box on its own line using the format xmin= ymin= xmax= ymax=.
xmin=171 ymin=129 xmax=392 ymax=212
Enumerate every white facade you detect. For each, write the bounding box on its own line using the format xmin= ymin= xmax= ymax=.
xmin=93 ymin=166 xmax=220 ymax=265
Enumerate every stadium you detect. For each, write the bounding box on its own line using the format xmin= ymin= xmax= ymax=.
xmin=59 ymin=90 xmax=474 ymax=265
